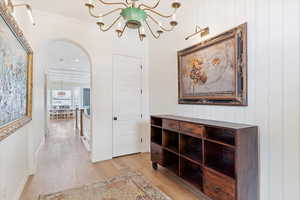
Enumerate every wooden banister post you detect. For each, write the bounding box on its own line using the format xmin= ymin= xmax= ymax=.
xmin=75 ymin=108 xmax=78 ymax=129
xmin=80 ymin=109 xmax=84 ymax=137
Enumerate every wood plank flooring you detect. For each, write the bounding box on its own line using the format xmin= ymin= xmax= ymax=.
xmin=20 ymin=120 xmax=203 ymax=200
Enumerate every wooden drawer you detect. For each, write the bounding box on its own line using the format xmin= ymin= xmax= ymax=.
xmin=151 ymin=143 xmax=162 ymax=164
xmin=203 ymin=169 xmax=235 ymax=200
xmin=180 ymin=122 xmax=205 ymax=136
xmin=163 ymin=119 xmax=179 ymax=131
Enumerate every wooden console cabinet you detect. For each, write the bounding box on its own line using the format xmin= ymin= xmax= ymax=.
xmin=150 ymin=115 xmax=258 ymax=200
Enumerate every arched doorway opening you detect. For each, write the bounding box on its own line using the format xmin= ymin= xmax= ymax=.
xmin=43 ymin=39 xmax=92 ymax=152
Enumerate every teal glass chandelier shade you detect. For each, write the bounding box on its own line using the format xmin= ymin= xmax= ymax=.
xmin=120 ymin=7 xmax=147 ymax=29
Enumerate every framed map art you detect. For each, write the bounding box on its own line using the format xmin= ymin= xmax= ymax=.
xmin=0 ymin=2 xmax=33 ymax=141
xmin=178 ymin=23 xmax=247 ymax=106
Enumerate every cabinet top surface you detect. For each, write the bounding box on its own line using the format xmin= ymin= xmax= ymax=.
xmin=151 ymin=115 xmax=257 ymax=130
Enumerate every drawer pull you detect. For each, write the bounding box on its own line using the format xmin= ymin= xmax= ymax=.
xmin=213 ymin=187 xmax=221 ymax=193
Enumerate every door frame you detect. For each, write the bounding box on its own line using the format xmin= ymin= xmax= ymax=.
xmin=112 ymin=54 xmax=143 ymax=157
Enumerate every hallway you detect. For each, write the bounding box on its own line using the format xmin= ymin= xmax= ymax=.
xmin=20 ymin=121 xmax=200 ymax=200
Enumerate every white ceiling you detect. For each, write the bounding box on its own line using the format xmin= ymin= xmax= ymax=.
xmin=24 ymin=0 xmax=174 ymax=23
xmin=26 ymin=0 xmax=94 ymax=22
xmin=46 ymin=40 xmax=91 ymax=84
xmin=46 ymin=40 xmax=90 ymax=71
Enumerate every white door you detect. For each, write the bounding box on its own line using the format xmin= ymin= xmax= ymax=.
xmin=113 ymin=55 xmax=142 ymax=157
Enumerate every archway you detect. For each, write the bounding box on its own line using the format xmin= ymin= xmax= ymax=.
xmin=40 ymin=39 xmax=92 ymax=152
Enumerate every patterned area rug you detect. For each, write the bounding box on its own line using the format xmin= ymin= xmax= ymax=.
xmin=38 ymin=171 xmax=171 ymax=200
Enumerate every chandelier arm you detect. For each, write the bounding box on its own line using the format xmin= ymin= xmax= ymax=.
xmin=12 ymin=3 xmax=31 ymax=8
xmin=145 ymin=8 xmax=177 ymax=18
xmin=146 ymin=14 xmax=175 ymax=32
xmin=145 ymin=20 xmax=161 ymax=39
xmin=138 ymin=0 xmax=160 ymax=10
xmin=88 ymin=7 xmax=123 ymax=18
xmin=100 ymin=16 xmax=122 ymax=32
xmin=96 ymin=0 xmax=128 ymax=8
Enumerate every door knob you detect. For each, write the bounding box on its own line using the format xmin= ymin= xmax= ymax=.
xmin=113 ymin=117 xmax=118 ymax=121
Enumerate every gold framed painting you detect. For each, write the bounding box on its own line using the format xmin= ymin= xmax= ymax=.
xmin=178 ymin=23 xmax=247 ymax=106
xmin=0 ymin=2 xmax=33 ymax=141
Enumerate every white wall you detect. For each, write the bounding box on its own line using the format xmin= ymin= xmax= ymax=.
xmin=29 ymin=9 xmax=149 ymax=162
xmin=148 ymin=0 xmax=300 ymax=200
xmin=1 ymin=6 xmax=149 ymax=200
xmin=0 ymin=4 xmax=33 ymax=200
xmin=0 ymin=126 xmax=29 ymax=200
xmin=35 ymin=10 xmax=150 ymax=156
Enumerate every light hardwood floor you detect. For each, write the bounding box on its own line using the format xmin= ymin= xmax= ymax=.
xmin=20 ymin=120 xmax=202 ymax=200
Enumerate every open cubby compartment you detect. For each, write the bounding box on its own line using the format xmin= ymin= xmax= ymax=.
xmin=151 ymin=117 xmax=162 ymax=127
xmin=180 ymin=134 xmax=203 ymax=164
xmin=151 ymin=126 xmax=162 ymax=145
xmin=162 ymin=149 xmax=179 ymax=175
xmin=205 ymin=127 xmax=236 ymax=146
xmin=204 ymin=141 xmax=235 ymax=179
xmin=163 ymin=130 xmax=179 ymax=153
xmin=180 ymin=157 xmax=203 ymax=190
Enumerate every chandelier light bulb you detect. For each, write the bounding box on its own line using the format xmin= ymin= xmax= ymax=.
xmin=157 ymin=22 xmax=163 ymax=33
xmin=117 ymin=21 xmax=122 ymax=29
xmin=88 ymin=0 xmax=93 ymax=5
xmin=11 ymin=10 xmax=15 ymax=18
xmin=97 ymin=15 xmax=104 ymax=26
xmin=172 ymin=14 xmax=176 ymax=21
xmin=140 ymin=26 xmax=145 ymax=35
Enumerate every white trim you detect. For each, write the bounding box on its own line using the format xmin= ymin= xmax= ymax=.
xmin=80 ymin=136 xmax=91 ymax=152
xmin=29 ymin=135 xmax=45 ymax=175
xmin=13 ymin=174 xmax=28 ymax=200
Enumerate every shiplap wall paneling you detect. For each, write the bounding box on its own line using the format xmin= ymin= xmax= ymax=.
xmin=282 ymin=0 xmax=300 ymax=199
xmin=148 ymin=0 xmax=300 ymax=200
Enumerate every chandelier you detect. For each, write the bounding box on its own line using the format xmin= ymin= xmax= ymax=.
xmin=85 ymin=0 xmax=181 ymax=41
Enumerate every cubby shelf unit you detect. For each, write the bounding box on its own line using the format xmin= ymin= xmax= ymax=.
xmin=150 ymin=115 xmax=258 ymax=200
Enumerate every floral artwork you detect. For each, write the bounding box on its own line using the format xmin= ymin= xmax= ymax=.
xmin=178 ymin=23 xmax=247 ymax=106
xmin=0 ymin=1 xmax=33 ymax=141
xmin=180 ymin=39 xmax=235 ymax=95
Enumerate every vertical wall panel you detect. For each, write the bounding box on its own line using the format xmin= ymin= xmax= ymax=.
xmin=269 ymin=0 xmax=284 ymax=199
xmin=283 ymin=0 xmax=300 ymax=199
xmin=245 ymin=0 xmax=256 ymax=123
xmin=254 ymin=0 xmax=271 ymax=199
xmin=148 ymin=0 xmax=300 ymax=199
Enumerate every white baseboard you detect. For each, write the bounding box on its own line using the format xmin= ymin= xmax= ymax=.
xmin=29 ymin=135 xmax=45 ymax=175
xmin=80 ymin=136 xmax=90 ymax=152
xmin=13 ymin=174 xmax=28 ymax=200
